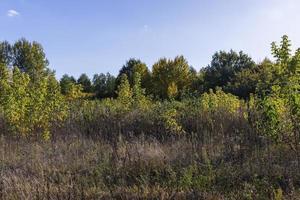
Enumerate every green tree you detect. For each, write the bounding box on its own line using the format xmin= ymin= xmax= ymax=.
xmin=255 ymin=59 xmax=275 ymax=96
xmin=116 ymin=58 xmax=151 ymax=91
xmin=255 ymin=35 xmax=300 ymax=145
xmin=0 ymin=41 xmax=11 ymax=66
xmin=11 ymin=38 xmax=50 ymax=83
xmin=93 ymin=73 xmax=116 ymax=98
xmin=202 ymin=50 xmax=256 ymax=98
xmin=226 ymin=59 xmax=275 ymax=99
xmin=77 ymin=73 xmax=92 ymax=93
xmin=256 ymin=35 xmax=300 ymax=98
xmin=151 ymin=56 xmax=194 ymax=99
xmin=271 ymin=36 xmax=300 ymax=139
xmin=60 ymin=74 xmax=77 ymax=95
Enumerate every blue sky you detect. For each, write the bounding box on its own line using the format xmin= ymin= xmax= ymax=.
xmin=1 ymin=0 xmax=300 ymax=78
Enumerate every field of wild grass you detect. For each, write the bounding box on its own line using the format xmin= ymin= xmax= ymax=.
xmin=1 ymin=130 xmax=300 ymax=199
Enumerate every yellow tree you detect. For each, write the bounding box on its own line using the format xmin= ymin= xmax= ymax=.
xmin=0 ymin=66 xmax=67 ymax=140
xmin=117 ymin=74 xmax=133 ymax=110
xmin=151 ymin=56 xmax=193 ymax=99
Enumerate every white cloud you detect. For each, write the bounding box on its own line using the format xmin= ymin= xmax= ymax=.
xmin=7 ymin=10 xmax=20 ymax=17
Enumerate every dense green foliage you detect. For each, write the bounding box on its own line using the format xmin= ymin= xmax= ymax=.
xmin=77 ymin=73 xmax=92 ymax=93
xmin=59 ymin=74 xmax=76 ymax=95
xmin=0 ymin=36 xmax=299 ymax=199
xmin=93 ymin=72 xmax=116 ymax=98
xmin=116 ymin=58 xmax=151 ymax=90
xmin=200 ymin=50 xmax=256 ymax=98
xmin=0 ymin=39 xmax=51 ymax=83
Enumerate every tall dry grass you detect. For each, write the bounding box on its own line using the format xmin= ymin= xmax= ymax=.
xmin=1 ymin=133 xmax=300 ymax=199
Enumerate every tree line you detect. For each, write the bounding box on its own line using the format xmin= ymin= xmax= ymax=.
xmin=1 ymin=36 xmax=296 ymax=102
xmin=59 ymin=37 xmax=298 ymax=102
xmin=59 ymin=50 xmax=262 ymax=100
xmin=0 ymin=35 xmax=299 ymax=140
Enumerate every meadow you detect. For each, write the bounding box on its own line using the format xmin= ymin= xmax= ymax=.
xmin=0 ymin=35 xmax=299 ymax=199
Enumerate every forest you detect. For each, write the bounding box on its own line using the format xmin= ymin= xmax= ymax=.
xmin=0 ymin=35 xmax=299 ymax=199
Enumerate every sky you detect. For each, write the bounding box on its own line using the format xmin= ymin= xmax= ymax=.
xmin=1 ymin=0 xmax=300 ymax=78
